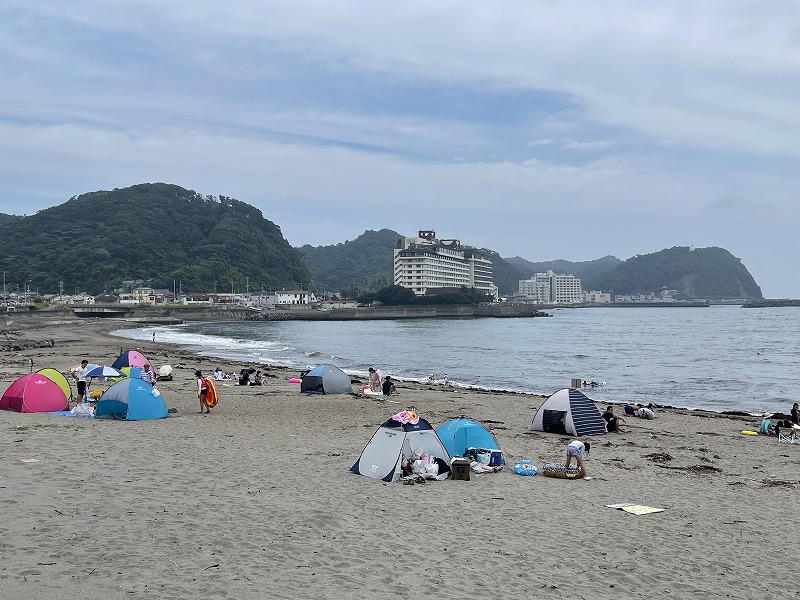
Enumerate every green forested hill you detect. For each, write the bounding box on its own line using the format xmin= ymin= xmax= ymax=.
xmin=499 ymin=255 xmax=622 ymax=293
xmin=298 ymin=229 xmax=401 ymax=296
xmin=0 ymin=183 xmax=312 ymax=295
xmin=583 ymin=246 xmax=762 ymax=299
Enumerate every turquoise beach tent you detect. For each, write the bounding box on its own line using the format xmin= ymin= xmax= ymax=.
xmin=95 ymin=378 xmax=168 ymax=421
xmin=436 ymin=418 xmax=500 ymax=458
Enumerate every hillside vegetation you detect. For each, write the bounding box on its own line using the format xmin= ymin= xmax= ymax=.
xmin=298 ymin=229 xmax=400 ymax=297
xmin=585 ymin=246 xmax=762 ymax=299
xmin=0 ymin=183 xmax=312 ymax=295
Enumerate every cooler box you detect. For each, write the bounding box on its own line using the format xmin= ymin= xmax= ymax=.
xmin=451 ymin=457 xmax=471 ymax=481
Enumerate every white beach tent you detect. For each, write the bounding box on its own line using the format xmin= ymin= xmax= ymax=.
xmin=530 ymin=388 xmax=607 ymax=437
xmin=351 ymin=417 xmax=451 ymax=482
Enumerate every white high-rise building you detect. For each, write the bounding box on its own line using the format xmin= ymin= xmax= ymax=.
xmin=393 ymin=230 xmax=496 ymax=298
xmin=518 ymin=270 xmax=582 ymax=304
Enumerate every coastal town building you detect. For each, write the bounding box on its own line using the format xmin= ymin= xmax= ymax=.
xmin=273 ymin=290 xmax=316 ymax=306
xmin=583 ymin=290 xmax=612 ymax=304
xmin=393 ymin=230 xmax=497 ymax=298
xmin=518 ymin=270 xmax=583 ymax=304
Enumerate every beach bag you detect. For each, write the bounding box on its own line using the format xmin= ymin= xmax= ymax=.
xmin=513 ymin=460 xmax=538 ymax=476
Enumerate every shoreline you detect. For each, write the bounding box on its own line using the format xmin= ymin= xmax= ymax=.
xmin=0 ymin=314 xmax=778 ymax=421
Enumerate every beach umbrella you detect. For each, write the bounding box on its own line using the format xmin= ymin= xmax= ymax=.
xmin=86 ymin=365 xmax=126 ymax=378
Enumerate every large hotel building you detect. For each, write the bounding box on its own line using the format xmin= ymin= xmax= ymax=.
xmin=393 ymin=230 xmax=497 ymax=298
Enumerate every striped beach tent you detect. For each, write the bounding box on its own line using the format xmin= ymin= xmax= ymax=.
xmin=530 ymin=388 xmax=607 ymax=437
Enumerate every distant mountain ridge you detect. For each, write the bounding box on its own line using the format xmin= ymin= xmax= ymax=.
xmin=0 ymin=184 xmax=762 ymax=301
xmin=299 ymin=234 xmax=762 ymax=300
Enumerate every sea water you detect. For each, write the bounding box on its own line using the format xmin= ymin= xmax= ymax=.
xmin=111 ymin=305 xmax=799 ymax=415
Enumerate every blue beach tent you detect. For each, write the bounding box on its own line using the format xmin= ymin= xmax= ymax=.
xmin=95 ymin=378 xmax=168 ymax=421
xmin=436 ymin=418 xmax=501 ymax=458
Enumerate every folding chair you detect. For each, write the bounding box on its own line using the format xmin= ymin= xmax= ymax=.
xmin=777 ymin=426 xmax=799 ymax=444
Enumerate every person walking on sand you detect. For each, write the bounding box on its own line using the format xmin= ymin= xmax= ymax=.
xmin=195 ymin=370 xmax=211 ymax=413
xmin=565 ymin=440 xmax=590 ymax=477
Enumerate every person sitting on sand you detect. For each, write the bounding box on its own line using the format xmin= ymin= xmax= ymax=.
xmin=760 ymin=413 xmax=775 ymax=435
xmin=565 ymin=440 xmax=590 ymax=477
xmin=603 ymin=406 xmax=627 ymax=432
xmin=195 ymin=370 xmax=211 ymax=414
xmin=382 ymin=375 xmax=396 ymax=396
xmin=139 ymin=363 xmax=156 ymax=386
xmin=470 ymin=461 xmax=503 ymax=474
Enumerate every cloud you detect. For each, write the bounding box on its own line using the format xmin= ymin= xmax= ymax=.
xmin=0 ymin=1 xmax=798 ymax=296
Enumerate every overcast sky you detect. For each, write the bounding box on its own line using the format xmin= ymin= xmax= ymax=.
xmin=1 ymin=1 xmax=797 ymax=297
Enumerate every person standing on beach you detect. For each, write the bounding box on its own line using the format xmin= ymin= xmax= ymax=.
xmin=73 ymin=359 xmax=89 ymax=404
xmin=195 ymin=370 xmax=211 ymax=413
xmin=791 ymin=403 xmax=799 ymax=425
xmin=368 ymin=367 xmax=382 ymax=392
xmin=565 ymin=440 xmax=590 ymax=477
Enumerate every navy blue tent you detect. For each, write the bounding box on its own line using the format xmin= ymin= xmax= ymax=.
xmin=530 ymin=388 xmax=606 ymax=436
xmin=300 ymin=364 xmax=352 ymax=395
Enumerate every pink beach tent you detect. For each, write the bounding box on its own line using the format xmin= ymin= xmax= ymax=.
xmin=0 ymin=373 xmax=70 ymax=413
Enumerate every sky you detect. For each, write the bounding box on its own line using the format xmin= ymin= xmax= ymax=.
xmin=1 ymin=1 xmax=798 ymax=297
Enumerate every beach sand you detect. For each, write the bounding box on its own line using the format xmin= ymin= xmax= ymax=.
xmin=0 ymin=315 xmax=797 ymax=599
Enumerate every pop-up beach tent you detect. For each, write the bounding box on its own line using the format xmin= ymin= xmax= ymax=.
xmin=436 ymin=418 xmax=501 ymax=458
xmin=37 ymin=368 xmax=74 ymax=403
xmin=111 ymin=349 xmax=152 ymax=370
xmin=530 ymin=388 xmax=607 ymax=436
xmin=95 ymin=378 xmax=168 ymax=421
xmin=351 ymin=417 xmax=451 ymax=482
xmin=0 ymin=373 xmax=69 ymax=413
xmin=300 ymin=364 xmax=352 ymax=394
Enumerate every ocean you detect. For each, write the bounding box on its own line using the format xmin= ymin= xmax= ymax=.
xmin=110 ymin=305 xmax=798 ymax=415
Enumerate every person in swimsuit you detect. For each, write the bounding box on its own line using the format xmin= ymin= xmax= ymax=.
xmin=195 ymin=370 xmax=211 ymax=414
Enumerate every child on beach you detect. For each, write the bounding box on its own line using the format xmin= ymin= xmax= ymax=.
xmin=565 ymin=440 xmax=590 ymax=477
xmin=195 ymin=370 xmax=211 ymax=413
xmin=368 ymin=367 xmax=382 ymax=392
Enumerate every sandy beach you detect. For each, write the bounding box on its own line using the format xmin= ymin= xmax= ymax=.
xmin=0 ymin=314 xmax=798 ymax=599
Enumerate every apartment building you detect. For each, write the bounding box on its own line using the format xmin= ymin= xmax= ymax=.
xmin=393 ymin=230 xmax=496 ymax=298
xmin=518 ymin=270 xmax=583 ymax=304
